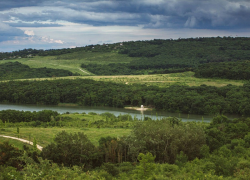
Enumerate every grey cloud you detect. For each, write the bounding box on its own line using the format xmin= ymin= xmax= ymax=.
xmin=0 ymin=21 xmax=26 ymax=42
xmin=0 ymin=0 xmax=47 ymax=10
xmin=7 ymin=22 xmax=63 ymax=27
xmin=2 ymin=0 xmax=250 ymax=30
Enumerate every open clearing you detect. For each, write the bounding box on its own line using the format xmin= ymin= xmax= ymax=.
xmin=0 ymin=51 xmax=139 ymax=76
xmin=0 ymin=127 xmax=131 ymax=147
xmin=0 ymin=71 xmax=244 ymax=88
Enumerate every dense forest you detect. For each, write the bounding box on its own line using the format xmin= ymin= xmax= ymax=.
xmin=0 ymin=79 xmax=250 ymax=115
xmin=0 ymin=62 xmax=79 ymax=80
xmin=194 ymin=61 xmax=250 ymax=80
xmin=1 ymin=114 xmax=250 ymax=179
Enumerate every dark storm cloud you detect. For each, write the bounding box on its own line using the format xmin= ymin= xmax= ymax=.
xmin=60 ymin=0 xmax=250 ymax=29
xmin=0 ymin=0 xmax=47 ymax=10
xmin=2 ymin=0 xmax=250 ymax=29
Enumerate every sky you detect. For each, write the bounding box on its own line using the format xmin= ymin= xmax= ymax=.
xmin=1 ymin=0 xmax=250 ymax=52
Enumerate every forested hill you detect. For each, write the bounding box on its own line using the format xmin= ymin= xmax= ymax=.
xmin=0 ymin=62 xmax=79 ymax=80
xmin=1 ymin=37 xmax=250 ymax=76
xmin=81 ymin=37 xmax=250 ymax=75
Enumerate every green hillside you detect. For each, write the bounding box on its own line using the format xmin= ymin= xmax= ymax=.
xmin=0 ymin=61 xmax=79 ymax=80
xmin=1 ymin=37 xmax=250 ymax=76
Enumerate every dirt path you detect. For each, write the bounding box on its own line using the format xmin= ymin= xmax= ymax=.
xmin=0 ymin=135 xmax=43 ymax=151
xmin=79 ymin=68 xmax=91 ymax=75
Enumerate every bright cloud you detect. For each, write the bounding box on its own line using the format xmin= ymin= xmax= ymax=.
xmin=24 ymin=30 xmax=34 ymax=36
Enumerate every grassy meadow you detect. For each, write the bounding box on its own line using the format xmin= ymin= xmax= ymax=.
xmin=0 ymin=50 xmax=246 ymax=87
xmin=0 ymin=51 xmax=139 ymax=76
xmin=0 ymin=127 xmax=131 ymax=147
xmin=0 ymin=71 xmax=245 ymax=88
xmin=0 ymin=113 xmax=133 ymax=148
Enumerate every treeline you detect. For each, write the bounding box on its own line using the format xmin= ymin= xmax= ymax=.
xmin=195 ymin=61 xmax=250 ymax=80
xmin=0 ymin=109 xmax=58 ymax=123
xmin=0 ymin=43 xmax=121 ymax=59
xmin=2 ymin=115 xmax=250 ymax=179
xmin=0 ymin=62 xmax=79 ymax=80
xmin=81 ymin=61 xmax=192 ymax=75
xmin=81 ymin=37 xmax=250 ymax=75
xmin=0 ymin=47 xmax=82 ymax=59
xmin=1 ymin=79 xmax=250 ymax=115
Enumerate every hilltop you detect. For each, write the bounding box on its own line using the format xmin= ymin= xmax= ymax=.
xmin=1 ymin=37 xmax=250 ymax=77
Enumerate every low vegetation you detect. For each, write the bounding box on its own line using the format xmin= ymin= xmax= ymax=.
xmin=1 ymin=112 xmax=250 ymax=179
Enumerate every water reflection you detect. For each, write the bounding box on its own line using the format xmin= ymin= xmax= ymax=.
xmin=0 ymin=103 xmax=240 ymax=122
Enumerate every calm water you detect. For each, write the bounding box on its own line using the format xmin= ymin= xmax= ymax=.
xmin=0 ymin=103 xmax=239 ymax=122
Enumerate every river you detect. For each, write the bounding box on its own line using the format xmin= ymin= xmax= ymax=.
xmin=0 ymin=103 xmax=240 ymax=122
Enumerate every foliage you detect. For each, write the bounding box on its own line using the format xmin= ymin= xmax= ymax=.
xmin=0 ymin=141 xmax=24 ymax=169
xmin=1 ymin=78 xmax=250 ymax=115
xmin=206 ymin=115 xmax=250 ymax=152
xmin=133 ymin=152 xmax=156 ymax=179
xmin=81 ymin=37 xmax=250 ymax=75
xmin=2 ymin=113 xmax=250 ymax=179
xmin=0 ymin=110 xmax=59 ymax=123
xmin=41 ymin=131 xmax=101 ymax=168
xmin=195 ymin=61 xmax=250 ymax=80
xmin=0 ymin=165 xmax=23 ymax=180
xmin=126 ymin=118 xmax=206 ymax=163
xmin=0 ymin=61 xmax=79 ymax=80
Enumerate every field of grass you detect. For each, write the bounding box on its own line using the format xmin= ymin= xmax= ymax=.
xmin=0 ymin=112 xmax=132 ymax=147
xmin=0 ymin=52 xmax=140 ymax=76
xmin=0 ymin=127 xmax=131 ymax=147
xmin=1 ymin=71 xmax=245 ymax=88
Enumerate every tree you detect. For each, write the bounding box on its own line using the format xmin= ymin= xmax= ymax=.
xmin=133 ymin=152 xmax=156 ymax=179
xmin=41 ymin=131 xmax=101 ymax=168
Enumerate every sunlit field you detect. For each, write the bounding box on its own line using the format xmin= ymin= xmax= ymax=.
xmin=0 ymin=71 xmax=245 ymax=88
xmin=0 ymin=127 xmax=131 ymax=147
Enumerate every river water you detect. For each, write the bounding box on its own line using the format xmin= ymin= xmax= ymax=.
xmin=0 ymin=103 xmax=240 ymax=122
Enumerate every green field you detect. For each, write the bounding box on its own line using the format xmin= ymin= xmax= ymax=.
xmin=0 ymin=49 xmax=246 ymax=87
xmin=0 ymin=127 xmax=131 ymax=147
xmin=1 ymin=71 xmax=245 ymax=88
xmin=0 ymin=51 xmax=140 ymax=76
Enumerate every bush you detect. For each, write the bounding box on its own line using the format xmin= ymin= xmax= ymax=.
xmin=88 ymin=112 xmax=97 ymax=115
